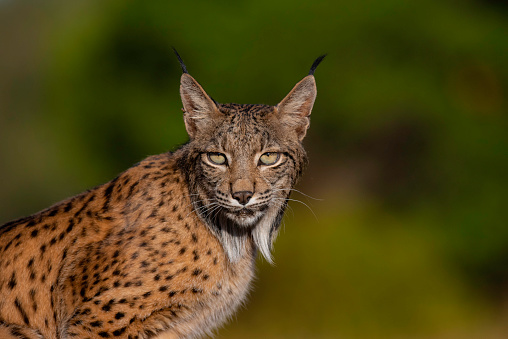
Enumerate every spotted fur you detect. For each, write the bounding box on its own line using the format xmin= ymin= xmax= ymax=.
xmin=0 ymin=55 xmax=323 ymax=338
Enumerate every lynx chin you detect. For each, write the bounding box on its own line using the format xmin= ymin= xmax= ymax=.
xmin=0 ymin=51 xmax=325 ymax=339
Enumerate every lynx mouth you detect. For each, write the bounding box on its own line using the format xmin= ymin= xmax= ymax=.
xmin=225 ymin=207 xmax=264 ymax=227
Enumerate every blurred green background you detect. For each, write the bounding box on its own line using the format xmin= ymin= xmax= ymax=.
xmin=1 ymin=0 xmax=507 ymax=337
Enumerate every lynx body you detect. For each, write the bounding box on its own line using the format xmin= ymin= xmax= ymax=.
xmin=0 ymin=54 xmax=323 ymax=338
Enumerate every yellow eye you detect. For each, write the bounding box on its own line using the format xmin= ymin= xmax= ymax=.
xmin=208 ymin=152 xmax=227 ymax=165
xmin=259 ymin=152 xmax=280 ymax=166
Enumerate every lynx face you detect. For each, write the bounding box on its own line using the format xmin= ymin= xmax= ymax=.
xmin=178 ymin=66 xmax=319 ymax=263
xmin=193 ymin=103 xmax=305 ymax=228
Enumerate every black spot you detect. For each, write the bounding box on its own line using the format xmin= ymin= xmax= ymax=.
xmin=64 ymin=202 xmax=73 ymax=212
xmin=102 ymin=178 xmax=118 ymax=212
xmin=142 ymin=292 xmax=151 ymax=298
xmin=98 ymin=332 xmax=110 ymax=338
xmin=191 ymin=233 xmax=198 ymax=243
xmin=3 ymin=240 xmax=13 ymax=251
xmin=66 ymin=219 xmax=75 ymax=233
xmin=192 ymin=250 xmax=200 ymax=261
xmin=14 ymin=298 xmax=30 ymax=325
xmin=91 ymin=320 xmax=103 ymax=327
xmin=179 ymin=247 xmax=186 ymax=255
xmin=74 ymin=194 xmax=95 ymax=218
xmin=159 ymin=286 xmax=168 ymax=292
xmin=115 ymin=312 xmax=125 ymax=319
xmin=113 ymin=327 xmax=126 ymax=336
xmin=169 ymin=291 xmax=177 ymax=297
xmin=8 ymin=272 xmax=16 ymax=289
xmin=101 ymin=304 xmax=111 ymax=312
xmin=127 ymin=182 xmax=139 ymax=198
xmin=10 ymin=328 xmax=24 ymax=337
xmin=31 ymin=229 xmax=39 ymax=238
xmin=192 ymin=269 xmax=202 ymax=276
xmin=71 ymin=319 xmax=82 ymax=326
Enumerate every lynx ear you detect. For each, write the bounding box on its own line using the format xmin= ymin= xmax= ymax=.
xmin=276 ymin=75 xmax=317 ymax=141
xmin=180 ymin=73 xmax=220 ymax=139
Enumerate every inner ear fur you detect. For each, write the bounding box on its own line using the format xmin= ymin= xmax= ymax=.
xmin=276 ymin=75 xmax=317 ymax=141
xmin=180 ymin=73 xmax=220 ymax=139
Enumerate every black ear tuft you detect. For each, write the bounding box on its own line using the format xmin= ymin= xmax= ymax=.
xmin=308 ymin=54 xmax=327 ymax=76
xmin=172 ymin=47 xmax=188 ymax=74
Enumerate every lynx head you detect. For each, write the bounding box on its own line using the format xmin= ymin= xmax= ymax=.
xmin=175 ymin=50 xmax=324 ymax=263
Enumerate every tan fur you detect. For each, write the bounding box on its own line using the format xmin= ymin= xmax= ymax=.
xmin=0 ymin=60 xmax=319 ymax=338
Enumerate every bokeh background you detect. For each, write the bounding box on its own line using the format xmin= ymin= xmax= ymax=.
xmin=1 ymin=0 xmax=507 ymax=338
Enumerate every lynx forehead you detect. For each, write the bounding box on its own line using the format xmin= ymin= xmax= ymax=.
xmin=0 ymin=52 xmax=324 ymax=339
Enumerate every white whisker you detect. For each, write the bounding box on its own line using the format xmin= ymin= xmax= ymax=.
xmin=271 ymin=197 xmax=319 ymax=222
xmin=272 ymin=188 xmax=323 ymax=201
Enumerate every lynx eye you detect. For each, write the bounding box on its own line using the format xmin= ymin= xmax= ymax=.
xmin=259 ymin=152 xmax=280 ymax=166
xmin=207 ymin=152 xmax=227 ymax=165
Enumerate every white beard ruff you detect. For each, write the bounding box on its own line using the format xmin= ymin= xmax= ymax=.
xmin=213 ymin=203 xmax=283 ymax=265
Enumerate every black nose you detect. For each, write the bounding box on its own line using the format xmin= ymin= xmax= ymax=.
xmin=232 ymin=191 xmax=253 ymax=205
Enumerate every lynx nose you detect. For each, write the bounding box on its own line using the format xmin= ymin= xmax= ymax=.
xmin=232 ymin=191 xmax=253 ymax=205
